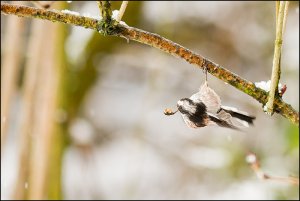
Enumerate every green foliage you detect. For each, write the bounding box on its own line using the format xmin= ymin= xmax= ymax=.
xmin=285 ymin=123 xmax=299 ymax=151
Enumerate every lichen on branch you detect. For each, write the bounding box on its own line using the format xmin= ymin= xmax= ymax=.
xmin=1 ymin=2 xmax=298 ymax=125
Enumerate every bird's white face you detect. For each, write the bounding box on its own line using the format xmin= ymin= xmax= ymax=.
xmin=177 ymin=99 xmax=196 ymax=114
xmin=177 ymin=98 xmax=200 ymax=128
xmin=177 ymin=99 xmax=186 ymax=107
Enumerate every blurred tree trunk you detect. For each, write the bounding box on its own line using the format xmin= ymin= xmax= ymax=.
xmin=10 ymin=1 xmax=143 ymax=199
xmin=1 ymin=1 xmax=25 ymax=153
xmin=13 ymin=19 xmax=46 ymax=200
xmin=47 ymin=3 xmax=69 ymax=199
xmin=27 ymin=20 xmax=60 ymax=200
xmin=17 ymin=2 xmax=68 ymax=199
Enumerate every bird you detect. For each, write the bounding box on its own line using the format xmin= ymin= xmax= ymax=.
xmin=165 ymin=79 xmax=255 ymax=130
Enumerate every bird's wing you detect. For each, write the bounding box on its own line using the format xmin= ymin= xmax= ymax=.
xmin=215 ymin=109 xmax=232 ymax=121
xmin=207 ymin=112 xmax=239 ymax=130
xmin=190 ymin=82 xmax=221 ymax=113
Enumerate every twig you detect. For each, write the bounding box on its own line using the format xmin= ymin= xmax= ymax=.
xmin=116 ymin=1 xmax=128 ymax=22
xmin=96 ymin=1 xmax=118 ymax=35
xmin=97 ymin=1 xmax=112 ymax=20
xmin=282 ymin=1 xmax=289 ymax=35
xmin=96 ymin=1 xmax=101 ymax=16
xmin=1 ymin=3 xmax=299 ymax=125
xmin=246 ymin=153 xmax=299 ymax=186
xmin=265 ymin=1 xmax=288 ymax=115
xmin=275 ymin=1 xmax=279 ymax=27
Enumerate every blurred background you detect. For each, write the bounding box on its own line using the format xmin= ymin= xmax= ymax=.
xmin=1 ymin=1 xmax=299 ymax=200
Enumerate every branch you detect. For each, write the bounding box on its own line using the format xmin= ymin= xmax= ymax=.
xmin=265 ymin=1 xmax=288 ymax=114
xmin=246 ymin=153 xmax=299 ymax=186
xmin=1 ymin=3 xmax=299 ymax=125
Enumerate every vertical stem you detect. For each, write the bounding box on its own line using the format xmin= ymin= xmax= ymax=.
xmin=116 ymin=1 xmax=128 ymax=22
xmin=97 ymin=1 xmax=102 ymax=16
xmin=27 ymin=20 xmax=59 ymax=200
xmin=47 ymin=4 xmax=69 ymax=199
xmin=265 ymin=1 xmax=288 ymax=114
xmin=282 ymin=1 xmax=289 ymax=35
xmin=275 ymin=1 xmax=280 ymax=27
xmin=97 ymin=1 xmax=112 ymax=20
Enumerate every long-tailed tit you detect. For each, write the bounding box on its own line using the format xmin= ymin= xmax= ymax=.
xmin=164 ymin=77 xmax=255 ymax=130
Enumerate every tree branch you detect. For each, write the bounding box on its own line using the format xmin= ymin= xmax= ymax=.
xmin=1 ymin=3 xmax=299 ymax=125
xmin=246 ymin=153 xmax=299 ymax=186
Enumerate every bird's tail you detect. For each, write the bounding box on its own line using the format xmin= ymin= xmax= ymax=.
xmin=220 ymin=106 xmax=256 ymax=125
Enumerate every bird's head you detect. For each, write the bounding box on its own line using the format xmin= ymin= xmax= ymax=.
xmin=177 ymin=98 xmax=196 ymax=114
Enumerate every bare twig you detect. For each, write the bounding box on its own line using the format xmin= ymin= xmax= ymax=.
xmin=97 ymin=1 xmax=112 ymax=20
xmin=265 ymin=1 xmax=289 ymax=115
xmin=1 ymin=3 xmax=299 ymax=125
xmin=282 ymin=1 xmax=289 ymax=35
xmin=97 ymin=1 xmax=101 ymax=16
xmin=275 ymin=1 xmax=279 ymax=26
xmin=246 ymin=153 xmax=299 ymax=186
xmin=116 ymin=1 xmax=128 ymax=22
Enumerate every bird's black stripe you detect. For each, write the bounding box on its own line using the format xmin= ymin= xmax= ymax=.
xmin=220 ymin=108 xmax=255 ymax=124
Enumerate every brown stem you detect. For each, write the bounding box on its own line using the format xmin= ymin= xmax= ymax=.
xmin=246 ymin=153 xmax=299 ymax=186
xmin=1 ymin=3 xmax=298 ymax=125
